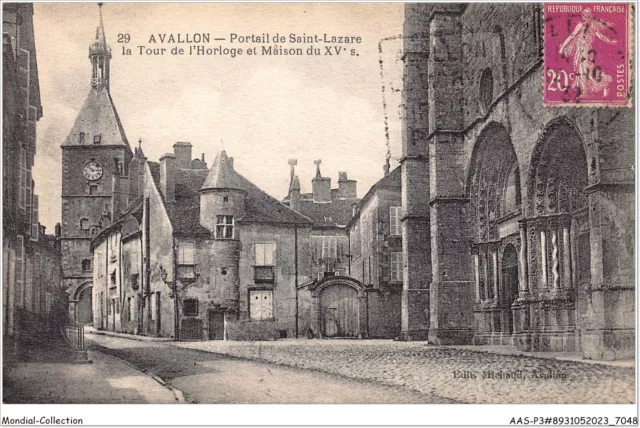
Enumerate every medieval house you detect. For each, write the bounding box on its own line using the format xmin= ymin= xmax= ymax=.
xmin=91 ymin=147 xmax=314 ymax=340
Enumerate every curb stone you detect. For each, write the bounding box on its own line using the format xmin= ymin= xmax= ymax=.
xmin=94 ymin=348 xmax=187 ymax=403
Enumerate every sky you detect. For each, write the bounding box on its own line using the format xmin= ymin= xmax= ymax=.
xmin=31 ymin=3 xmax=405 ymax=231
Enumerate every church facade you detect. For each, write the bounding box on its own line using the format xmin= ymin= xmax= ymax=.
xmin=400 ymin=3 xmax=634 ymax=360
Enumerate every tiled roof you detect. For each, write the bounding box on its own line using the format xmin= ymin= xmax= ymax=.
xmin=296 ymin=194 xmax=360 ymax=228
xmin=62 ymin=87 xmax=130 ymax=149
xmin=347 ymin=166 xmax=401 ymax=228
xmin=148 ymin=152 xmax=311 ymax=236
xmin=200 ymin=151 xmax=243 ymax=191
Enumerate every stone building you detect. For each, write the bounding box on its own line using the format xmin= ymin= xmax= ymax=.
xmin=346 ymin=163 xmax=403 ymax=338
xmin=59 ymin=6 xmax=133 ymax=324
xmin=3 ymin=4 xmax=71 ymax=360
xmin=400 ymin=3 xmax=634 ymax=359
xmin=91 ymin=147 xmax=314 ymax=340
xmin=284 ymin=161 xmax=366 ymax=338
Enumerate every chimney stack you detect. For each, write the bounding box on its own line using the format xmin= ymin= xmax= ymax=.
xmin=173 ymin=142 xmax=192 ymax=169
xmin=338 ymin=171 xmax=357 ymax=199
xmin=290 ymin=176 xmax=301 ymax=212
xmin=160 ymin=153 xmax=176 ymax=202
xmin=312 ymin=159 xmax=331 ymax=203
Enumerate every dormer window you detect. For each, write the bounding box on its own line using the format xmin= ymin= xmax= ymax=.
xmin=216 ymin=215 xmax=234 ymax=239
xmin=93 ymin=134 xmax=101 ymax=144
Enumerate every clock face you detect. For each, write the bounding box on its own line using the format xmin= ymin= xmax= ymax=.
xmin=83 ymin=160 xmax=103 ymax=181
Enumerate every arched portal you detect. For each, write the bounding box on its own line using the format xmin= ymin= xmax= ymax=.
xmin=525 ymin=117 xmax=588 ymax=352
xmin=320 ymin=284 xmax=359 ymax=338
xmin=308 ymin=276 xmax=367 ymax=339
xmin=528 ymin=119 xmax=588 ymax=292
xmin=74 ymin=281 xmax=93 ymax=325
xmin=501 ymin=244 xmax=519 ymax=334
xmin=467 ymin=122 xmax=522 ymax=345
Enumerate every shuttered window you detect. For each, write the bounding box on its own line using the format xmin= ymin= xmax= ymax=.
xmin=30 ymin=195 xmax=39 ymax=240
xmin=390 ymin=206 xmax=402 ymax=236
xmin=15 ymin=235 xmax=24 ymax=308
xmin=255 ymin=243 xmax=276 ymax=266
xmin=249 ymin=290 xmax=273 ymax=320
xmin=390 ymin=252 xmax=402 ymax=281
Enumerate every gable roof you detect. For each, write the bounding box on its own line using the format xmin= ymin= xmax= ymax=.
xmin=62 ymin=87 xmax=130 ymax=149
xmin=296 ymin=193 xmax=359 ymax=228
xmin=147 ymin=152 xmax=312 ymax=236
xmin=347 ymin=166 xmax=401 ymax=228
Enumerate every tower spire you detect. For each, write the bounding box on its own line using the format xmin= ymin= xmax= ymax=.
xmin=89 ymin=3 xmax=111 ymax=90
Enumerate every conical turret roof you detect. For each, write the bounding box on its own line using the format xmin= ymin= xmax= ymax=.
xmin=200 ymin=151 xmax=244 ymax=191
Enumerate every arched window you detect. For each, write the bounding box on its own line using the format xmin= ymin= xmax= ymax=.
xmin=81 ymin=259 xmax=92 ymax=272
xmin=80 ymin=218 xmax=89 ymax=230
xmin=479 ymin=68 xmax=494 ymax=113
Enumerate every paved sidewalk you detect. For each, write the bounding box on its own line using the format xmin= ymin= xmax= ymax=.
xmin=3 ymin=350 xmax=178 ymax=404
xmin=174 ymin=339 xmax=635 ymax=404
xmin=85 ymin=327 xmax=173 ymax=342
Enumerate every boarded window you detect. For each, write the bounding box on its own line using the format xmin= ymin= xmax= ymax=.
xmin=183 ymin=299 xmax=198 ymax=317
xmin=390 ymin=206 xmax=402 ymax=235
xmin=249 ymin=290 xmax=273 ymax=320
xmin=390 ymin=252 xmax=402 ymax=281
xmin=177 ymin=241 xmax=195 ymax=264
xmin=255 ymin=243 xmax=276 ymax=266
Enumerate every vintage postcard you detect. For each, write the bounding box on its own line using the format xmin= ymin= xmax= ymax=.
xmin=1 ymin=2 xmax=637 ymax=426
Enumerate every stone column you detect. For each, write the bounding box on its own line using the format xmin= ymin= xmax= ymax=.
xmin=540 ymin=230 xmax=548 ymax=289
xmin=473 ymin=254 xmax=480 ymax=302
xmin=491 ymin=250 xmax=498 ymax=300
xmin=518 ymin=223 xmax=529 ymax=294
xmin=551 ymin=229 xmax=560 ymax=291
xmin=562 ymin=226 xmax=572 ymax=289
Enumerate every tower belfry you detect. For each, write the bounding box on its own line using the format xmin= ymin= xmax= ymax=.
xmin=89 ymin=4 xmax=111 ymax=90
xmin=60 ymin=3 xmax=132 ymax=320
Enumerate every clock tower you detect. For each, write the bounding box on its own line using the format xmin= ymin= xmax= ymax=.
xmin=60 ymin=5 xmax=132 ymax=320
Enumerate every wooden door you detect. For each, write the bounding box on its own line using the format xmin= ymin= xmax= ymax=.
xmin=321 ymin=284 xmax=359 ymax=338
xmin=208 ymin=310 xmax=224 ymax=340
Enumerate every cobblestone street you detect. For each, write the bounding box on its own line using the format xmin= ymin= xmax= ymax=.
xmin=175 ymin=340 xmax=635 ymax=404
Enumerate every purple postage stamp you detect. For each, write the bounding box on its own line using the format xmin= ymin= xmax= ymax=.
xmin=544 ymin=3 xmax=632 ymax=107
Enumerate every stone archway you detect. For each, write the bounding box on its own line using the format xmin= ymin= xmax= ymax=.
xmin=524 ymin=117 xmax=588 ymax=352
xmin=466 ymin=122 xmax=522 ymax=345
xmin=309 ymin=277 xmax=367 ymax=339
xmin=73 ymin=281 xmax=93 ymax=325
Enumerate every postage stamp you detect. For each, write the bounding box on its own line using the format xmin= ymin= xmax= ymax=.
xmin=543 ymin=3 xmax=632 ymax=107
